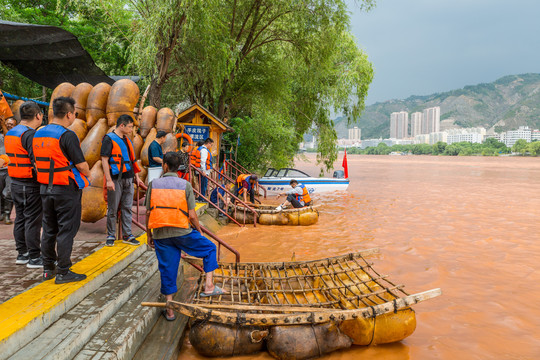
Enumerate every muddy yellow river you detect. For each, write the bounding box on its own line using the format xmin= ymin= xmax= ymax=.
xmin=179 ymin=154 xmax=540 ymax=359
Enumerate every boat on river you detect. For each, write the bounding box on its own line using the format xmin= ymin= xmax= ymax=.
xmin=145 ymin=250 xmax=441 ymax=359
xmin=233 ymin=204 xmax=319 ymax=226
xmin=259 ymin=168 xmax=349 ymax=195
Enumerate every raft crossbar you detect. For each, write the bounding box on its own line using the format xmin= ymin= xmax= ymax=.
xmin=210 ymin=249 xmax=381 ymax=267
xmin=163 ymin=288 xmax=442 ymax=326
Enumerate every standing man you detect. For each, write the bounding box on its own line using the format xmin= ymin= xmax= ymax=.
xmin=0 ymin=88 xmax=15 ymax=225
xmin=0 ymin=116 xmax=16 ymax=224
xmin=148 ymin=131 xmax=167 ymax=168
xmin=33 ymin=96 xmax=91 ymax=283
xmin=234 ymin=174 xmax=258 ymax=204
xmin=146 ymin=152 xmax=224 ymax=321
xmin=5 ymin=101 xmax=43 ymax=267
xmin=276 ymin=179 xmax=312 ymax=210
xmin=101 ymin=114 xmax=144 ymax=247
xmin=198 ymin=138 xmax=214 ymax=200
xmin=147 ymin=130 xmax=167 ymax=184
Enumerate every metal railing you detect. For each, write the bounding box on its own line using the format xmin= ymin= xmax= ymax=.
xmin=132 ymin=182 xmax=147 ymax=232
xmin=190 ymin=164 xmax=258 ymax=227
xmin=224 ymin=159 xmax=267 ymax=199
xmin=122 ymin=180 xmax=241 ymax=268
xmin=228 ymin=158 xmax=250 ymax=174
xmin=201 ymin=226 xmax=240 ymax=263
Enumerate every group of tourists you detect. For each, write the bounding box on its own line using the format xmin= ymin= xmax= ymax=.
xmin=1 ymin=93 xmax=311 ymax=323
xmin=2 ymin=96 xmax=222 ymax=298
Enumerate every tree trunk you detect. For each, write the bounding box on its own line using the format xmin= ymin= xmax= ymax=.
xmin=148 ymin=77 xmax=163 ymax=108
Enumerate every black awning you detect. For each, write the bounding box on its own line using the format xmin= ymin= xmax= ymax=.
xmin=0 ymin=20 xmax=115 ymax=88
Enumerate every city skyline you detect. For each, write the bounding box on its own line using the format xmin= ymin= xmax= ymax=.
xmin=389 ymin=107 xmax=440 ymax=140
xmin=347 ymin=0 xmax=540 ymax=105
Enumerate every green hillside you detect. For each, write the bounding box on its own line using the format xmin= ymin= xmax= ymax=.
xmin=336 ymin=73 xmax=540 ymax=139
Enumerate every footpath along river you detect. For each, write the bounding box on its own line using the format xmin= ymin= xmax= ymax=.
xmin=179 ymin=154 xmax=540 ymax=359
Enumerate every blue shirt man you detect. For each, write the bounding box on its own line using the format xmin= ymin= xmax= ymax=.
xmin=148 ymin=131 xmax=167 ymax=167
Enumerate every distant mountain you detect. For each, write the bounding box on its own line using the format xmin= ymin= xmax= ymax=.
xmin=335 ymin=73 xmax=540 ymax=139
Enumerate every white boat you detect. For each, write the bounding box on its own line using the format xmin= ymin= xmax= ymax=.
xmin=258 ymin=168 xmax=349 ymax=195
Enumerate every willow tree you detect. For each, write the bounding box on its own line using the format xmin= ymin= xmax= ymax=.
xmin=129 ymin=0 xmax=374 ymax=171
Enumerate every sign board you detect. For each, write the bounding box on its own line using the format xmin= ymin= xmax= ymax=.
xmin=183 ymin=125 xmax=210 ymax=143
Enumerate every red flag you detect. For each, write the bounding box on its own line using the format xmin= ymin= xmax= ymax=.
xmin=342 ymin=149 xmax=349 ymax=178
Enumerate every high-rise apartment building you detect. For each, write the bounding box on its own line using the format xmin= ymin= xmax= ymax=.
xmin=411 ymin=112 xmax=423 ymax=137
xmin=505 ymin=126 xmax=531 ymax=147
xmin=348 ymin=127 xmax=361 ymax=140
xmin=422 ymin=106 xmax=440 ymax=134
xmin=390 ymin=111 xmax=408 ymax=139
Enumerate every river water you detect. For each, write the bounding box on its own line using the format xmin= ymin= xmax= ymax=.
xmin=179 ymin=154 xmax=540 ymax=359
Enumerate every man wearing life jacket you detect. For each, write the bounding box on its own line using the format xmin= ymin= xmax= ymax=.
xmin=194 ymin=137 xmax=214 ymax=201
xmin=146 ymin=152 xmax=224 ymax=321
xmin=276 ymin=179 xmax=312 ymax=211
xmin=234 ymin=173 xmax=258 ymax=203
xmin=4 ymin=101 xmax=43 ymax=268
xmin=101 ymin=114 xmax=144 ymax=247
xmin=33 ymin=96 xmax=91 ymax=284
xmin=5 ymin=101 xmax=44 ymax=268
xmin=0 ymin=115 xmax=16 ymax=225
xmin=189 ymin=140 xmax=203 ymax=166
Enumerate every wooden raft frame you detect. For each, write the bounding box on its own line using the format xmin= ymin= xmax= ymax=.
xmin=148 ymin=249 xmax=442 ymax=325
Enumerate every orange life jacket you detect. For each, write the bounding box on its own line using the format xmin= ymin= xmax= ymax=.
xmin=236 ymin=174 xmax=253 ymax=195
xmin=33 ymin=124 xmax=90 ymax=189
xmin=106 ymin=132 xmax=141 ymax=175
xmin=148 ymin=176 xmax=190 ymax=229
xmin=295 ymin=184 xmax=311 ymax=205
xmin=190 ymin=145 xmax=212 ymax=170
xmin=190 ymin=147 xmax=201 ymax=167
xmin=0 ymin=90 xmax=13 ymax=120
xmin=5 ymin=124 xmax=34 ymax=179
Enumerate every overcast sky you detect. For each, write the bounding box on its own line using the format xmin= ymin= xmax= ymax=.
xmin=347 ymin=0 xmax=540 ymax=105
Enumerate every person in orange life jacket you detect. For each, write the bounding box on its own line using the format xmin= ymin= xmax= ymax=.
xmin=190 ymin=140 xmax=204 ymax=192
xmin=0 ymin=116 xmax=16 ymax=225
xmin=33 ymin=96 xmax=91 ymax=284
xmin=234 ymin=174 xmax=258 ymax=204
xmin=275 ymin=179 xmax=312 ymax=211
xmin=6 ymin=102 xmax=44 ymax=268
xmin=197 ymin=137 xmax=214 ymax=201
xmin=101 ymin=114 xmax=144 ymax=247
xmin=146 ymin=152 xmax=223 ymax=321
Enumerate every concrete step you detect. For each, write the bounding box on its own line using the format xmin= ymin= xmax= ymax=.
xmin=133 ymin=262 xmax=200 ymax=360
xmin=0 ymin=242 xmax=147 ymax=360
xmin=72 ymin=260 xmax=184 ymax=360
xmin=9 ymin=250 xmax=157 ymax=360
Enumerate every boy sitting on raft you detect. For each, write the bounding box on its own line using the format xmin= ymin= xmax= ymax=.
xmin=146 ymin=152 xmax=225 ymax=321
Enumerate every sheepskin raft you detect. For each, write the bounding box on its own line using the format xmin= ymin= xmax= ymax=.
xmin=145 ymin=249 xmax=441 ymax=359
xmin=233 ymin=204 xmax=319 ymax=226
